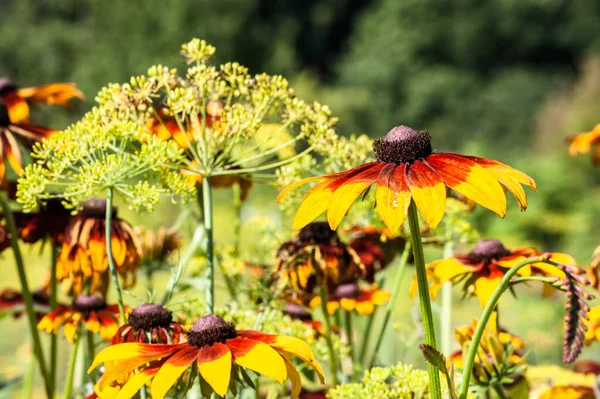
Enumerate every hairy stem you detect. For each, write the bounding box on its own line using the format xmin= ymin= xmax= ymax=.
xmin=105 ymin=187 xmax=126 ymax=321
xmin=0 ymin=192 xmax=52 ymax=398
xmin=407 ymin=200 xmax=441 ymax=399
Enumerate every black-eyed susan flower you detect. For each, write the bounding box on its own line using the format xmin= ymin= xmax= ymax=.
xmin=566 ymin=124 xmax=600 ymax=165
xmin=275 ymin=221 xmax=365 ymax=296
xmin=0 ymin=287 xmax=49 ymax=319
xmin=57 ymin=198 xmax=142 ymax=296
xmin=584 ymin=306 xmax=600 ymax=346
xmin=0 ymin=103 xmax=56 ymax=185
xmin=135 ymin=226 xmax=180 ymax=266
xmin=413 ymin=238 xmax=576 ymax=306
xmin=112 ymin=303 xmax=186 ymax=345
xmin=0 ymin=77 xmax=84 ymax=124
xmin=89 ymin=314 xmax=324 ymax=399
xmin=309 ymin=283 xmax=390 ymax=315
xmin=13 ymin=198 xmax=72 ymax=246
xmin=38 ymin=294 xmax=124 ymax=343
xmin=278 ymin=125 xmax=535 ymax=233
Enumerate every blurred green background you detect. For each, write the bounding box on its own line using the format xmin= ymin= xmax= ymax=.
xmin=1 ymin=0 xmax=600 ymax=393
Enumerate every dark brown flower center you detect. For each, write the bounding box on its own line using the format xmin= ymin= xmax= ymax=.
xmin=282 ymin=303 xmax=313 ymax=321
xmin=187 ymin=315 xmax=237 ymax=348
xmin=72 ymin=295 xmax=107 ymax=312
xmin=333 ymin=283 xmax=360 ymax=299
xmin=373 ymin=126 xmax=433 ymax=164
xmin=471 ymin=239 xmax=510 ymax=260
xmin=128 ymin=303 xmax=173 ymax=330
xmin=0 ymin=78 xmax=17 ymax=96
xmin=81 ymin=198 xmax=118 ymax=219
xmin=298 ymin=221 xmax=339 ymax=245
xmin=0 ymin=104 xmax=10 ymax=127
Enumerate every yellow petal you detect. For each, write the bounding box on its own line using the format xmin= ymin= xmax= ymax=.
xmin=407 ymin=160 xmax=446 ymax=228
xmin=115 ymin=369 xmax=157 ymax=399
xmin=339 ymin=298 xmax=356 ymax=312
xmin=277 ymin=176 xmax=330 ymax=203
xmin=428 ymin=153 xmax=506 ymax=217
xmin=197 ymin=343 xmax=232 ymax=398
xmin=268 ymin=336 xmax=325 ymax=384
xmin=431 ymin=258 xmax=472 ymax=282
xmin=89 ymin=343 xmax=180 ymax=373
xmin=292 ymin=180 xmax=334 ymax=230
xmin=355 ymin=301 xmax=375 ymax=315
xmin=474 ymin=277 xmax=502 ymax=308
xmin=150 ymin=346 xmax=199 ymax=399
xmin=229 ymin=339 xmax=287 ymax=384
xmin=283 ymin=355 xmax=302 ymax=399
xmin=375 ymin=164 xmax=411 ymax=234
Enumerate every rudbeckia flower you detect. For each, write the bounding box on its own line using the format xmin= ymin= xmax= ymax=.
xmin=0 ymin=77 xmax=84 ymax=124
xmin=309 ymin=283 xmax=390 ymax=315
xmin=275 ymin=221 xmax=365 ymax=295
xmin=13 ymin=198 xmax=72 ymax=246
xmin=135 ymin=226 xmax=180 ymax=266
xmin=278 ymin=125 xmax=535 ymax=232
xmin=0 ymin=287 xmax=49 ymax=319
xmin=38 ymin=294 xmax=124 ymax=343
xmin=89 ymin=314 xmax=324 ymax=399
xmin=0 ymin=104 xmax=56 ymax=184
xmin=584 ymin=306 xmax=600 ymax=346
xmin=57 ymin=198 xmax=142 ymax=296
xmin=539 ymin=386 xmax=595 ymax=399
xmin=566 ymin=124 xmax=600 ymax=165
xmin=112 ymin=303 xmax=186 ymax=345
xmin=413 ymin=238 xmax=576 ymax=306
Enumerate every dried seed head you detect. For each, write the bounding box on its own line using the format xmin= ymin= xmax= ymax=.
xmin=298 ymin=221 xmax=339 ymax=245
xmin=0 ymin=78 xmax=17 ymax=96
xmin=471 ymin=239 xmax=511 ymax=260
xmin=0 ymin=104 xmax=10 ymax=127
xmin=187 ymin=315 xmax=237 ymax=348
xmin=72 ymin=295 xmax=107 ymax=313
xmin=282 ymin=303 xmax=313 ymax=321
xmin=128 ymin=303 xmax=173 ymax=330
xmin=333 ymin=283 xmax=360 ymax=299
xmin=373 ymin=126 xmax=433 ymax=164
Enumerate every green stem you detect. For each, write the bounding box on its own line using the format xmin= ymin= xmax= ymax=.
xmin=50 ymin=244 xmax=59 ymax=395
xmin=492 ymin=383 xmax=508 ymax=399
xmin=344 ymin=311 xmax=355 ymax=378
xmin=319 ymin=286 xmax=339 ymax=387
xmin=86 ymin=330 xmax=96 ymax=384
xmin=22 ymin=355 xmax=35 ymax=399
xmin=105 ymin=187 xmax=126 ymax=321
xmin=0 ymin=192 xmax=52 ymax=398
xmin=63 ymin=327 xmax=80 ymax=399
xmin=441 ymin=240 xmax=455 ymax=356
xmin=407 ymin=200 xmax=441 ymax=399
xmin=368 ymin=240 xmax=411 ymax=368
xmin=203 ymin=177 xmax=215 ymax=314
xmin=358 ymin=309 xmax=376 ymax=365
xmin=232 ymin=182 xmax=242 ymax=256
xmin=457 ymin=255 xmax=547 ymax=399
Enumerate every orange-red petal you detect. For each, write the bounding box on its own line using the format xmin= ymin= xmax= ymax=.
xmin=151 ymin=346 xmax=200 ymax=399
xmin=197 ymin=343 xmax=232 ymax=397
xmin=406 ymin=160 xmax=446 ymax=228
xmin=375 ymin=164 xmax=411 ymax=234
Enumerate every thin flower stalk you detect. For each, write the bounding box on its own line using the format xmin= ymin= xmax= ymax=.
xmin=0 ymin=191 xmax=52 ymax=398
xmin=63 ymin=326 xmax=80 ymax=399
xmin=345 ymin=310 xmax=354 ymax=372
xmin=407 ymin=200 xmax=442 ymax=399
xmin=203 ymin=177 xmax=215 ymax=313
xmin=50 ymin=244 xmax=59 ymax=395
xmin=457 ymin=255 xmax=548 ymax=399
xmin=368 ymin=240 xmax=412 ymax=368
xmin=105 ymin=187 xmax=126 ymax=321
xmin=441 ymin=239 xmax=456 ymax=356
xmin=319 ymin=284 xmax=339 ymax=387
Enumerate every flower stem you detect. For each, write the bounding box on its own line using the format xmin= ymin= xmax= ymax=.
xmin=23 ymin=355 xmax=35 ymax=399
xmin=407 ymin=200 xmax=441 ymax=399
xmin=63 ymin=326 xmax=80 ymax=399
xmin=203 ymin=177 xmax=215 ymax=314
xmin=105 ymin=187 xmax=126 ymax=322
xmin=232 ymin=182 xmax=242 ymax=256
xmin=319 ymin=285 xmax=339 ymax=387
xmin=441 ymin=240 xmax=455 ymax=356
xmin=492 ymin=383 xmax=508 ymax=399
xmin=86 ymin=330 xmax=96 ymax=384
xmin=457 ymin=255 xmax=547 ymax=399
xmin=344 ymin=311 xmax=354 ymax=368
xmin=0 ymin=191 xmax=52 ymax=398
xmin=50 ymin=244 xmax=59 ymax=395
xmin=367 ymin=240 xmax=411 ymax=368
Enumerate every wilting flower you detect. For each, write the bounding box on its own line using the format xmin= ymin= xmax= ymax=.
xmin=414 ymin=238 xmax=577 ymax=306
xmin=309 ymin=283 xmax=390 ymax=315
xmin=451 ymin=314 xmax=526 ymax=392
xmin=135 ymin=225 xmax=180 ymax=266
xmin=584 ymin=306 xmax=600 ymax=346
xmin=89 ymin=314 xmax=324 ymax=398
xmin=57 ymin=198 xmax=142 ymax=296
xmin=38 ymin=294 xmax=124 ymax=343
xmin=278 ymin=125 xmax=535 ymax=233
xmin=0 ymin=103 xmax=56 ymax=185
xmin=275 ymin=221 xmax=365 ymax=296
xmin=112 ymin=303 xmax=186 ymax=345
xmin=0 ymin=77 xmax=84 ymax=123
xmin=13 ymin=198 xmax=72 ymax=246
xmin=566 ymin=124 xmax=600 ymax=165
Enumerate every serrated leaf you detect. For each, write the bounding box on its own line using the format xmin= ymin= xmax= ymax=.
xmin=420 ymin=344 xmax=446 ymax=372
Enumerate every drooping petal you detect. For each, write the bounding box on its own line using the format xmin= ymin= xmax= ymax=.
xmin=89 ymin=343 xmax=184 ymax=372
xmin=464 ymin=155 xmax=536 ymax=211
xmin=406 ymin=160 xmax=446 ymax=228
xmin=326 ymin=163 xmax=385 ymax=230
xmin=339 ymin=298 xmax=356 ymax=312
xmin=566 ymin=124 xmax=600 ymax=156
xmin=197 ymin=343 xmax=232 ymax=398
xmin=227 ymin=338 xmax=287 ymax=384
xmin=474 ymin=276 xmax=503 ymax=307
xmin=427 ymin=153 xmax=506 ymax=217
xmin=150 ymin=346 xmax=200 ymax=399
xmin=432 ymin=258 xmax=474 ymax=283
xmin=115 ymin=366 xmax=160 ymax=399
xmin=17 ymin=83 xmax=85 ymax=106
xmin=375 ymin=164 xmax=411 ymax=234
xmin=355 ymin=301 xmax=374 ymax=315
xmin=292 ymin=180 xmax=335 ymax=230
xmin=282 ymin=355 xmax=302 ymax=399
xmin=2 ymin=93 xmax=29 ymax=123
